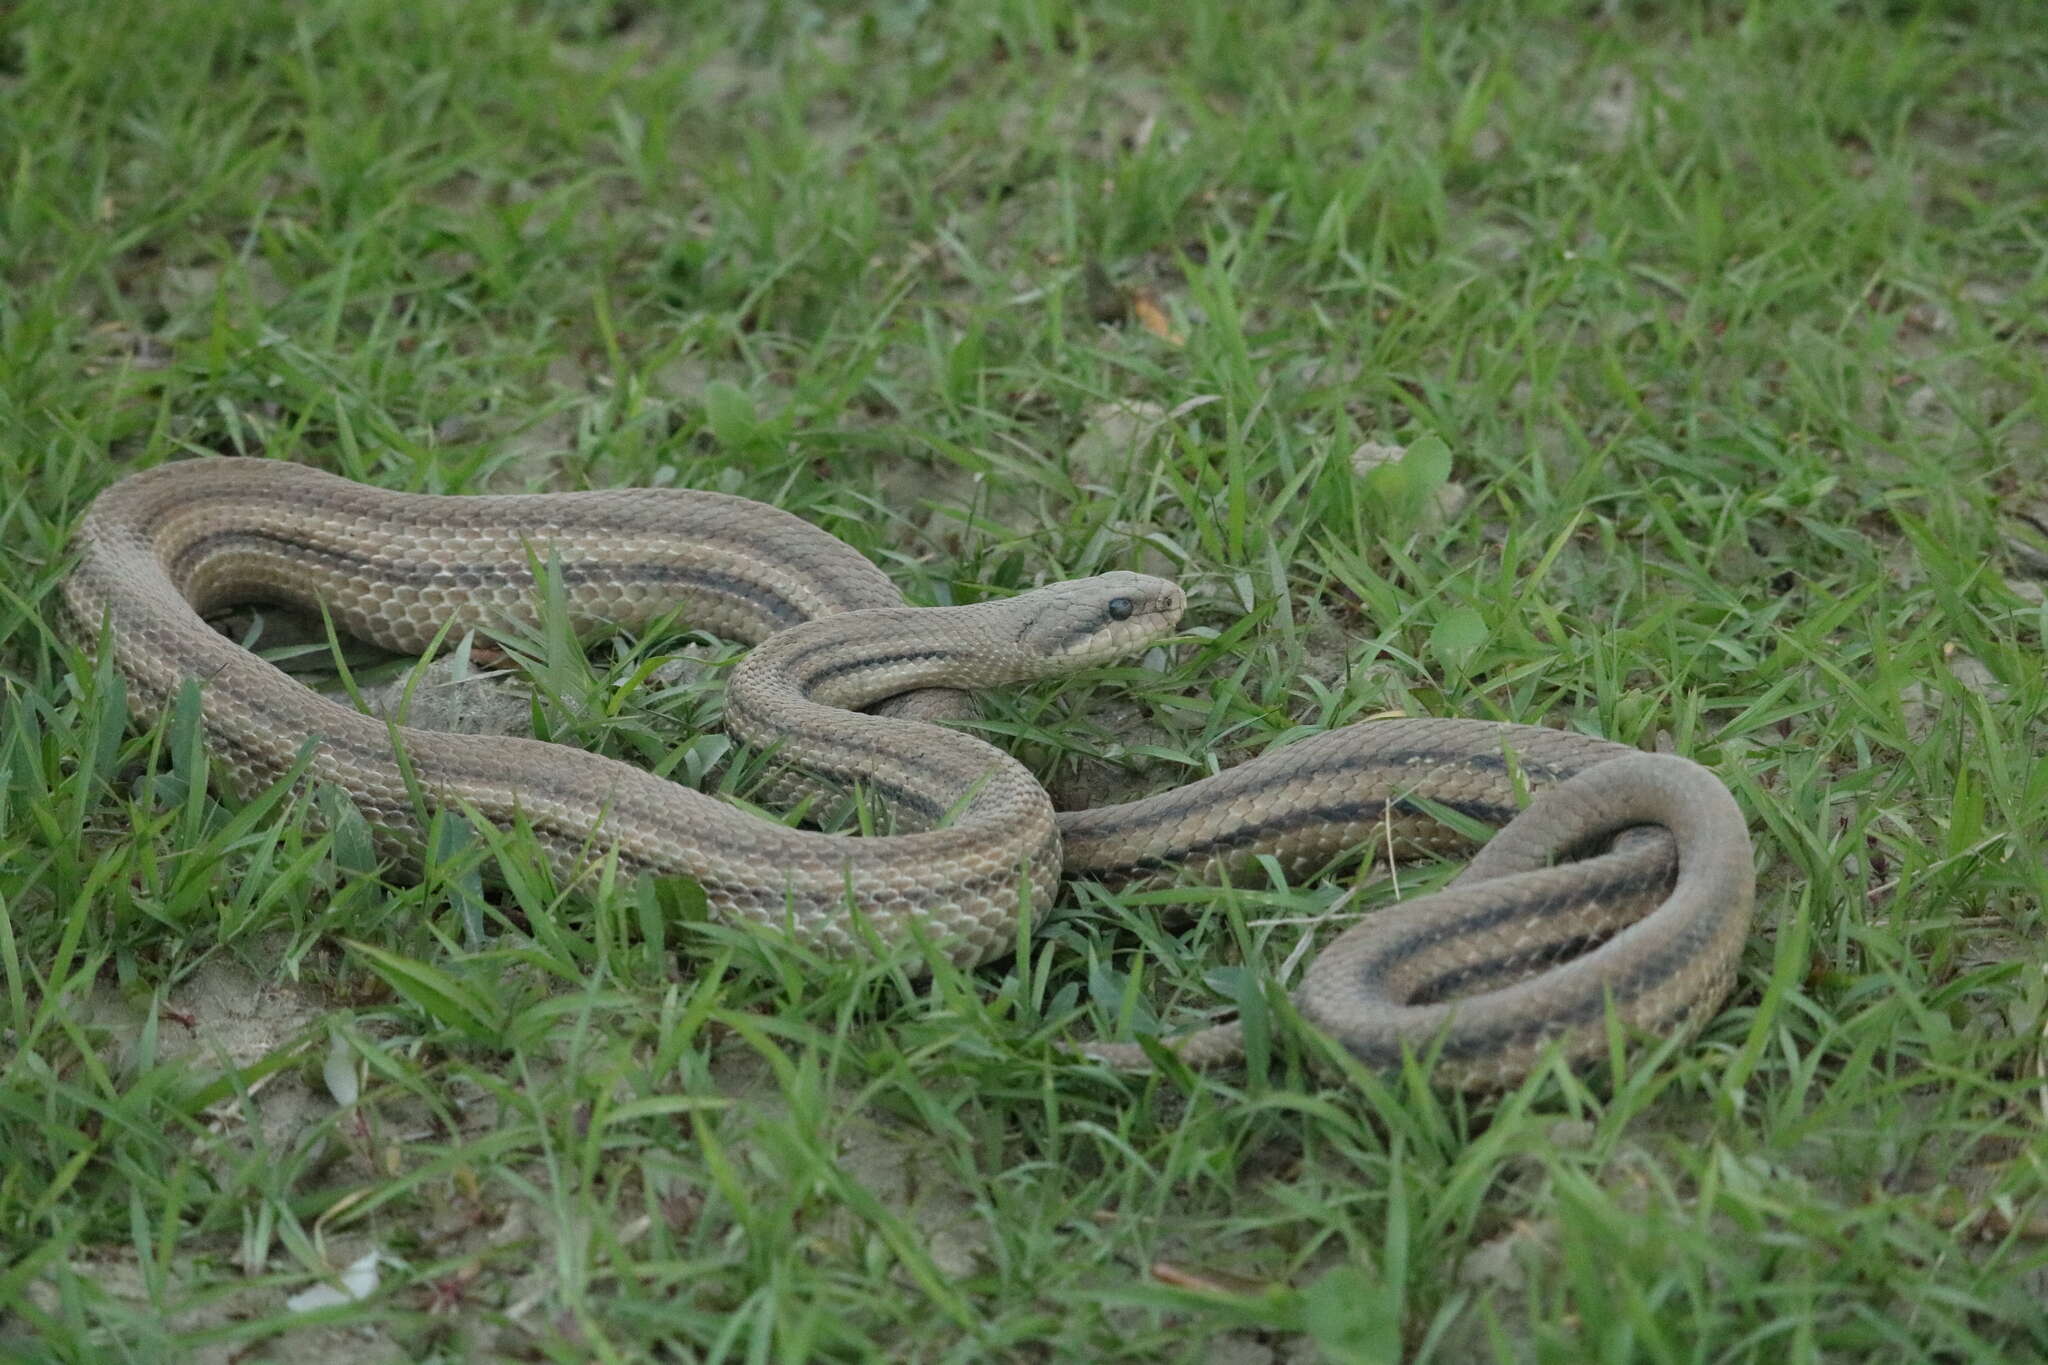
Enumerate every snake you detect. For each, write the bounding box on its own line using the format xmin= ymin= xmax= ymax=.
xmin=61 ymin=457 xmax=1756 ymax=1089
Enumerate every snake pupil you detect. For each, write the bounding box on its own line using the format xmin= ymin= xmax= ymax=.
xmin=1106 ymin=597 xmax=1134 ymax=621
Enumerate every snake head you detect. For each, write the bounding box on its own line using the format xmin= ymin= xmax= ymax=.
xmin=1008 ymin=571 xmax=1185 ymax=669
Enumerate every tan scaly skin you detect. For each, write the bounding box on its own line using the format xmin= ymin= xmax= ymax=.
xmin=63 ymin=458 xmax=1755 ymax=1089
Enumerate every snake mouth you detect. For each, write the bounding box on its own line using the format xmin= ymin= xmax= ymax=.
xmin=1054 ymin=603 xmax=1184 ymax=660
xmin=1129 ymin=603 xmax=1186 ymax=637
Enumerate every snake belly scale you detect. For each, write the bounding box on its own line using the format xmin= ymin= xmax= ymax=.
xmin=62 ymin=457 xmax=1757 ymax=1089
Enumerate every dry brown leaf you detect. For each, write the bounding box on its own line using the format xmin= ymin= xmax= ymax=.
xmin=1921 ymin=1187 xmax=2048 ymax=1241
xmin=1150 ymin=1261 xmax=1271 ymax=1296
xmin=1131 ymin=290 xmax=1185 ymax=346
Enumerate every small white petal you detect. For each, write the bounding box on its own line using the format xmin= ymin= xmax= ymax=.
xmin=322 ymin=1033 xmax=359 ymax=1107
xmin=285 ymin=1249 xmax=383 ymax=1312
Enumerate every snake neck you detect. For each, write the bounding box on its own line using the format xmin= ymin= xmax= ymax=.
xmin=723 ymin=606 xmax=1039 ymax=833
xmin=727 ymin=571 xmax=1184 ymax=715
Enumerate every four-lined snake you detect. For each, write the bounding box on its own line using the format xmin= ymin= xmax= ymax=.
xmin=60 ymin=457 xmax=1756 ymax=1089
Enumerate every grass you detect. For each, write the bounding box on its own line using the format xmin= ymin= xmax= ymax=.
xmin=3 ymin=0 xmax=2046 ymax=1360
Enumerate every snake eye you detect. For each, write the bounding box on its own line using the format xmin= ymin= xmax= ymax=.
xmin=1105 ymin=597 xmax=1134 ymax=622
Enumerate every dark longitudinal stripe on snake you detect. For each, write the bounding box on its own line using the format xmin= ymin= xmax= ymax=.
xmin=171 ymin=529 xmax=817 ymax=627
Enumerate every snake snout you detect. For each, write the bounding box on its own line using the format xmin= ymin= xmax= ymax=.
xmin=1033 ymin=571 xmax=1184 ymax=663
